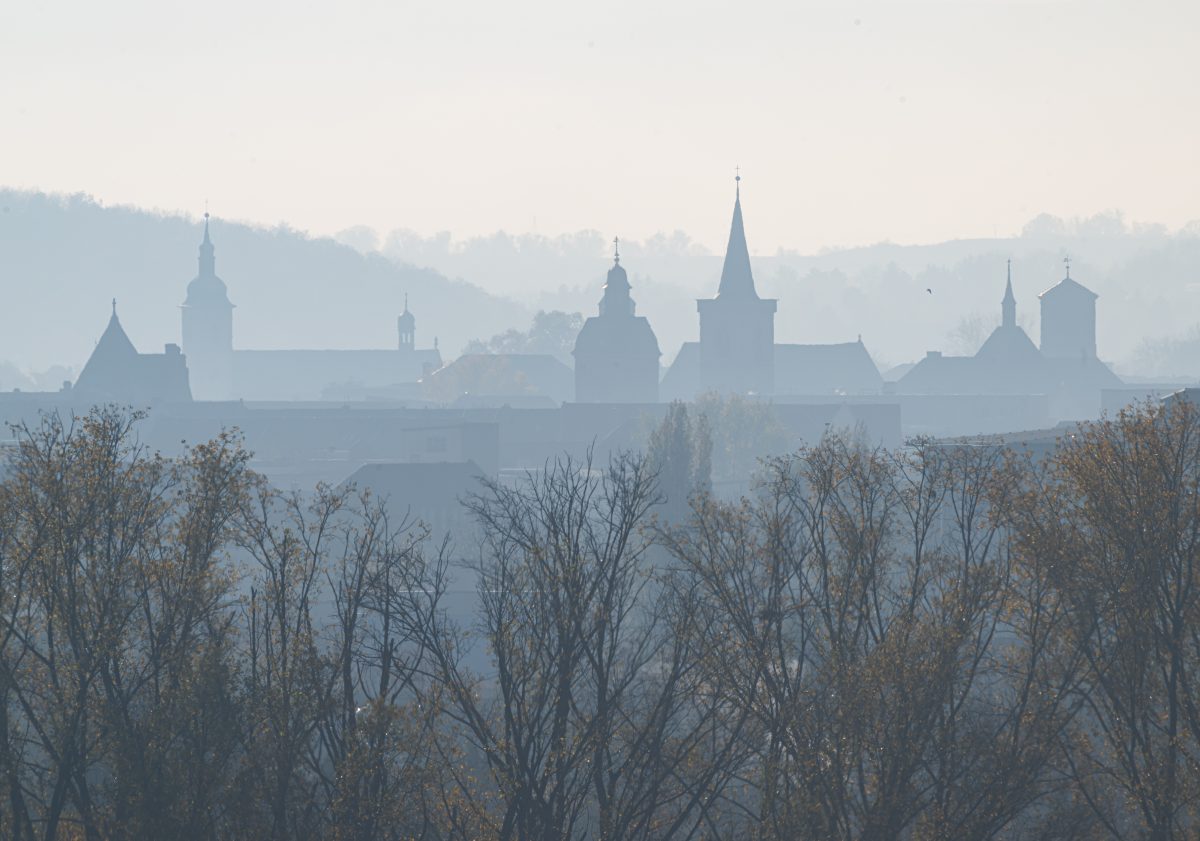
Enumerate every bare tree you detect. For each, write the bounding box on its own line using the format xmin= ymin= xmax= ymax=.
xmin=400 ymin=452 xmax=742 ymax=841
xmin=1008 ymin=400 xmax=1200 ymax=839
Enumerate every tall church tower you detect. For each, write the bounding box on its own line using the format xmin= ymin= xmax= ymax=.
xmin=1039 ymin=258 xmax=1098 ymax=359
xmin=697 ymin=175 xmax=777 ymax=395
xmin=181 ymin=213 xmax=234 ymax=399
xmin=572 ymin=239 xmax=661 ymax=403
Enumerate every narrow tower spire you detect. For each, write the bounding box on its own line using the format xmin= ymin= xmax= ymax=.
xmin=198 ymin=211 xmax=216 ymax=277
xmin=1002 ymin=259 xmax=1016 ymax=329
xmin=716 ymin=170 xmax=758 ymax=299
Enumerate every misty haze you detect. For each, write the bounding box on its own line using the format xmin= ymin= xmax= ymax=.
xmin=2 ymin=0 xmax=1200 ymax=838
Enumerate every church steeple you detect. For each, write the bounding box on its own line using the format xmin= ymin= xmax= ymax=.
xmin=1002 ymin=259 xmax=1016 ymax=329
xmin=397 ymin=293 xmax=416 ymax=349
xmin=716 ymin=170 xmax=758 ymax=299
xmin=599 ymin=236 xmax=635 ymax=317
xmin=198 ymin=212 xmax=216 ymax=277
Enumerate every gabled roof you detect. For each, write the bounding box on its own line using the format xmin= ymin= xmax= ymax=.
xmin=774 ymin=342 xmax=883 ymax=395
xmin=425 ymin=353 xmax=574 ymax=404
xmin=975 ymin=324 xmax=1042 ymax=363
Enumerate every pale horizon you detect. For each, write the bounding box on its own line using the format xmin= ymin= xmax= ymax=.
xmin=3 ymin=0 xmax=1198 ymax=254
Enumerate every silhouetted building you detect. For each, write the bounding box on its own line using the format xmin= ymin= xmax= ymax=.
xmin=75 ymin=302 xmax=192 ymax=405
xmin=572 ymin=242 xmax=661 ymax=403
xmin=896 ymin=262 xmax=1120 ymax=421
xmin=773 ymin=341 xmax=883 ymax=395
xmin=661 ymin=177 xmax=883 ymax=400
xmin=179 ymin=217 xmax=441 ymax=400
xmin=425 ymin=353 xmax=574 ymax=406
xmin=1040 ymin=261 xmax=1098 ymax=359
xmin=181 ymin=213 xmax=234 ymax=400
xmin=697 ymin=176 xmax=777 ymax=395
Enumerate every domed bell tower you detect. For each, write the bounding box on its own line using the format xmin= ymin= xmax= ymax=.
xmin=181 ymin=213 xmax=235 ymax=399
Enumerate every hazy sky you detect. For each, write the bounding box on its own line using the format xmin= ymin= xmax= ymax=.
xmin=2 ymin=0 xmax=1198 ymax=253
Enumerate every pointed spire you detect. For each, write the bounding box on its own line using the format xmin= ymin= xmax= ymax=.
xmin=716 ymin=170 xmax=758 ymax=299
xmin=198 ymin=211 xmax=216 ymax=277
xmin=1002 ymin=259 xmax=1016 ymax=329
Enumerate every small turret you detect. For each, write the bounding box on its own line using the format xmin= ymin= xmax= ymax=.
xmin=398 ymin=294 xmax=416 ymax=349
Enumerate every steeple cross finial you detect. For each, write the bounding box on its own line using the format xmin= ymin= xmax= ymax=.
xmin=735 ymin=164 xmax=741 ymax=182
xmin=111 ymin=297 xmax=117 ymax=316
xmin=613 ymin=236 xmax=620 ymax=264
xmin=1064 ymin=255 xmax=1071 ymax=279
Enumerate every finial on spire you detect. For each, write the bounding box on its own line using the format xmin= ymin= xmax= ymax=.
xmin=404 ymin=293 xmax=409 ymax=312
xmin=613 ymin=236 xmax=620 ymax=265
xmin=111 ymin=297 xmax=117 ymax=316
xmin=1064 ymin=256 xmax=1071 ymax=279
xmin=1007 ymin=258 xmax=1012 ymax=281
xmin=735 ymin=165 xmax=741 ymax=199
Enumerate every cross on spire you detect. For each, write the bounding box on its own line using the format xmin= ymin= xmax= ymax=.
xmin=1064 ymin=256 xmax=1071 ymax=278
xmin=613 ymin=236 xmax=620 ymax=264
xmin=111 ymin=297 xmax=117 ymax=316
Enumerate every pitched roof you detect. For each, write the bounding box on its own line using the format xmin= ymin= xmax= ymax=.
xmin=1039 ymin=276 xmax=1098 ymax=301
xmin=774 ymin=342 xmax=883 ymax=395
xmin=974 ymin=324 xmax=1042 ymax=363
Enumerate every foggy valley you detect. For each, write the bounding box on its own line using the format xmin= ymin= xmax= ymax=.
xmin=4 ymin=0 xmax=1200 ymax=837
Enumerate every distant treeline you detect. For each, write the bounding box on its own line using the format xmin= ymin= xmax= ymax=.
xmin=2 ymin=402 xmax=1200 ymax=839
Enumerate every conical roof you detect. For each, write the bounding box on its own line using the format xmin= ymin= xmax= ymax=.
xmin=74 ymin=303 xmax=139 ymax=393
xmin=94 ymin=304 xmax=138 ymax=358
xmin=716 ymin=179 xmax=758 ymax=299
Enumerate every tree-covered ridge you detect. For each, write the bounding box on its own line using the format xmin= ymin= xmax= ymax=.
xmin=0 ymin=189 xmax=528 ymax=373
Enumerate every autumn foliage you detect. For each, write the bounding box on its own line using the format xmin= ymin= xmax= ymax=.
xmin=3 ymin=401 xmax=1200 ymax=839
